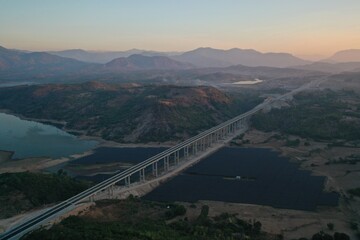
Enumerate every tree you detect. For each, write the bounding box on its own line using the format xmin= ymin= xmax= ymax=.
xmin=327 ymin=222 xmax=334 ymax=231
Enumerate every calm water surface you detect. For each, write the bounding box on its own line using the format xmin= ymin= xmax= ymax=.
xmin=0 ymin=112 xmax=98 ymax=159
xmin=145 ymin=147 xmax=339 ymax=211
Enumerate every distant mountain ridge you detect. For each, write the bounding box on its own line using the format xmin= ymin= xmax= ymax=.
xmin=171 ymin=47 xmax=310 ymax=68
xmin=0 ymin=46 xmax=92 ymax=74
xmin=49 ymin=49 xmax=181 ymax=64
xmin=326 ymin=49 xmax=360 ymax=63
xmin=292 ymin=61 xmax=360 ymax=73
xmin=105 ymin=54 xmax=193 ymax=71
xmin=49 ymin=47 xmax=310 ymax=68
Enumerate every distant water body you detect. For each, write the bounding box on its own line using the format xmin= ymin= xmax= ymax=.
xmin=0 ymin=82 xmax=37 ymax=88
xmin=0 ymin=112 xmax=98 ymax=159
xmin=232 ymin=78 xmax=263 ymax=85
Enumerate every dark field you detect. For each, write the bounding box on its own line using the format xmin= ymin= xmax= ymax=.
xmin=144 ymin=147 xmax=339 ymax=211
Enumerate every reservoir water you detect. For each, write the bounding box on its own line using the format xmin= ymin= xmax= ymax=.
xmin=145 ymin=147 xmax=339 ymax=211
xmin=68 ymin=147 xmax=167 ymax=182
xmin=0 ymin=112 xmax=98 ymax=159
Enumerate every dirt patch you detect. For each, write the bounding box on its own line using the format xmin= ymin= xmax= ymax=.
xmin=189 ymin=200 xmax=354 ymax=240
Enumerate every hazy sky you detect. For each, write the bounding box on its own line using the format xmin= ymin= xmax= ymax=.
xmin=1 ymin=0 xmax=360 ymax=59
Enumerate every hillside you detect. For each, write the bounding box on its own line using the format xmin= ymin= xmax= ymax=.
xmin=292 ymin=61 xmax=360 ymax=73
xmin=327 ymin=49 xmax=360 ymax=63
xmin=0 ymin=46 xmax=98 ymax=83
xmin=0 ymin=46 xmax=92 ymax=73
xmin=252 ymin=90 xmax=360 ymax=142
xmin=49 ymin=49 xmax=180 ymax=63
xmin=171 ymin=47 xmax=310 ymax=68
xmin=0 ymin=82 xmax=261 ymax=143
xmin=105 ymin=54 xmax=193 ymax=71
xmin=0 ymin=171 xmax=89 ymax=218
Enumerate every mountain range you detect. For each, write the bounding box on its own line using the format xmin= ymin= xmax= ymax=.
xmin=171 ymin=47 xmax=311 ymax=68
xmin=50 ymin=47 xmax=311 ymax=68
xmin=49 ymin=49 xmax=180 ymax=64
xmin=105 ymin=54 xmax=193 ymax=71
xmin=47 ymin=47 xmax=360 ymax=71
xmin=0 ymin=46 xmax=91 ymax=73
xmin=1 ymin=45 xmax=360 ymax=82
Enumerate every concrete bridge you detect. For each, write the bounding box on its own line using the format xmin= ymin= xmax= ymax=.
xmin=1 ymin=79 xmax=322 ymax=240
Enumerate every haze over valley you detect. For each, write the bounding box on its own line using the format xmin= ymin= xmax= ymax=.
xmin=1 ymin=1 xmax=360 ymax=240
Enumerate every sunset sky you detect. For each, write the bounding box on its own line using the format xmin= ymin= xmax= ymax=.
xmin=1 ymin=0 xmax=360 ymax=59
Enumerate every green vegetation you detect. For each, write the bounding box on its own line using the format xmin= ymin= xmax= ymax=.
xmin=23 ymin=198 xmax=279 ymax=240
xmin=252 ymin=90 xmax=360 ymax=142
xmin=164 ymin=204 xmax=186 ymax=220
xmin=310 ymin=231 xmax=350 ymax=240
xmin=21 ymin=198 xmax=353 ymax=240
xmin=0 ymin=171 xmax=89 ymax=218
xmin=285 ymin=138 xmax=300 ymax=147
xmin=327 ymin=223 xmax=334 ymax=231
xmin=347 ymin=188 xmax=360 ymax=197
xmin=326 ymin=154 xmax=360 ymax=165
xmin=0 ymin=82 xmax=262 ymax=143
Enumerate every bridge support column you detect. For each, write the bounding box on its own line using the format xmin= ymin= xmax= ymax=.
xmin=193 ymin=141 xmax=198 ymax=155
xmin=175 ymin=151 xmax=180 ymax=165
xmin=107 ymin=185 xmax=115 ymax=198
xmin=125 ymin=176 xmax=131 ymax=187
xmin=164 ymin=156 xmax=170 ymax=171
xmin=184 ymin=146 xmax=189 ymax=159
xmin=139 ymin=168 xmax=145 ymax=182
xmin=215 ymin=131 xmax=219 ymax=142
xmin=152 ymin=162 xmax=158 ymax=177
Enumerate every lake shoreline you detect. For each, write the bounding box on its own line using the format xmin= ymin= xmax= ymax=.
xmin=0 ymin=109 xmax=176 ymax=148
xmin=0 ymin=111 xmax=172 ymax=174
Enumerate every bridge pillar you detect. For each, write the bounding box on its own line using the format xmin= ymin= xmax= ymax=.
xmin=194 ymin=141 xmax=198 ymax=155
xmin=175 ymin=151 xmax=180 ymax=165
xmin=107 ymin=185 xmax=115 ymax=198
xmin=152 ymin=162 xmax=158 ymax=177
xmin=139 ymin=168 xmax=145 ymax=182
xmin=164 ymin=156 xmax=170 ymax=171
xmin=184 ymin=146 xmax=189 ymax=159
xmin=125 ymin=176 xmax=131 ymax=187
